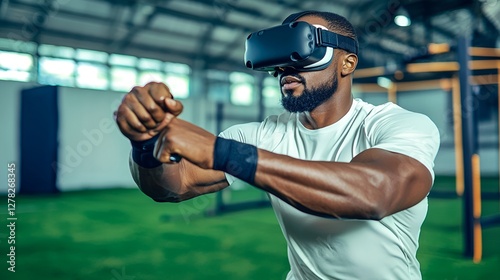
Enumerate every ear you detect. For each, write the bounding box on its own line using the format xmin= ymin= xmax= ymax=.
xmin=341 ymin=53 xmax=358 ymax=77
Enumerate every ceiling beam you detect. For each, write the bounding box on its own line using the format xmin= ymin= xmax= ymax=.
xmin=94 ymin=0 xmax=262 ymax=31
xmin=112 ymin=6 xmax=158 ymax=52
xmin=6 ymin=0 xmax=233 ymax=48
xmin=0 ymin=19 xmax=188 ymax=59
xmin=0 ymin=0 xmax=10 ymax=18
xmin=192 ymin=0 xmax=238 ymax=66
xmin=189 ymin=0 xmax=264 ymax=18
xmin=107 ymin=3 xmax=126 ymax=47
xmin=0 ymin=18 xmax=249 ymax=72
xmin=27 ymin=0 xmax=55 ymax=42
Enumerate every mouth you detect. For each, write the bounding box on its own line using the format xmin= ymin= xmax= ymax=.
xmin=280 ymin=75 xmax=303 ymax=91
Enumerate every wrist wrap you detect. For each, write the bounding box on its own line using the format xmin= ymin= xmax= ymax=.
xmin=130 ymin=135 xmax=162 ymax=168
xmin=212 ymin=137 xmax=258 ymax=184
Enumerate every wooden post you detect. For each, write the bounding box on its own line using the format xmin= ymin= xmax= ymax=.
xmin=472 ymin=154 xmax=482 ymax=263
xmin=452 ymin=76 xmax=464 ymax=196
xmin=498 ymin=61 xmax=500 ymax=197
xmin=388 ymin=83 xmax=397 ymax=103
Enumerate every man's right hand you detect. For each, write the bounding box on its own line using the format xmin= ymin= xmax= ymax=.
xmin=114 ymin=82 xmax=184 ymax=142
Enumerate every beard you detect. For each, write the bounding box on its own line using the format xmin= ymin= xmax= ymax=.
xmin=280 ymin=71 xmax=338 ymax=113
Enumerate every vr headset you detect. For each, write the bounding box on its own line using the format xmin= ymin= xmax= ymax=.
xmin=244 ymin=11 xmax=358 ymax=76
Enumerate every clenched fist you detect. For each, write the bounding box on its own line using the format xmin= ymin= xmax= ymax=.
xmin=114 ymin=82 xmax=184 ymax=142
xmin=154 ymin=118 xmax=217 ymax=169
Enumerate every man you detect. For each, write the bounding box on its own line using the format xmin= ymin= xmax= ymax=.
xmin=115 ymin=10 xmax=439 ymax=280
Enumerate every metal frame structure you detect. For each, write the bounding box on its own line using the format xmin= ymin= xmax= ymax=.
xmin=353 ymin=41 xmax=500 ymax=263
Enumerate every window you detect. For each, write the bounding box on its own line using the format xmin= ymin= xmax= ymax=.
xmin=39 ymin=57 xmax=76 ymax=86
xmin=0 ymin=42 xmax=192 ymax=95
xmin=165 ymin=74 xmax=189 ymax=99
xmin=165 ymin=62 xmax=190 ymax=75
xmin=111 ymin=67 xmax=137 ymax=91
xmin=139 ymin=71 xmax=164 ymax=86
xmin=76 ymin=62 xmax=108 ymax=90
xmin=109 ymin=54 xmax=137 ymax=67
xmin=139 ymin=58 xmax=163 ymax=71
xmin=108 ymin=53 xmax=157 ymax=91
xmin=75 ymin=49 xmax=108 ymax=63
xmin=0 ymin=51 xmax=33 ymax=82
xmin=39 ymin=44 xmax=75 ymax=59
xmin=0 ymin=38 xmax=37 ymax=54
xmin=138 ymin=58 xmax=164 ymax=86
xmin=164 ymin=62 xmax=191 ymax=98
xmin=263 ymin=76 xmax=281 ymax=107
xmin=230 ymin=72 xmax=254 ymax=106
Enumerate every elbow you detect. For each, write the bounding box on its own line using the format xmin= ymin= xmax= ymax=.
xmin=356 ymin=201 xmax=389 ymax=221
xmin=364 ymin=207 xmax=386 ymax=221
xmin=151 ymin=196 xmax=182 ymax=203
xmin=144 ymin=188 xmax=197 ymax=203
xmin=366 ymin=189 xmax=393 ymax=220
xmin=148 ymin=188 xmax=199 ymax=203
xmin=362 ymin=169 xmax=415 ymax=220
xmin=359 ymin=173 xmax=393 ymax=220
xmin=138 ymin=185 xmax=186 ymax=203
xmin=147 ymin=192 xmax=190 ymax=203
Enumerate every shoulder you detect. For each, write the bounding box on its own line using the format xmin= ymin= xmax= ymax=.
xmin=220 ymin=111 xmax=294 ymax=145
xmin=361 ymin=100 xmax=438 ymax=136
xmin=359 ymin=100 xmax=440 ymax=179
xmin=219 ymin=122 xmax=261 ymax=144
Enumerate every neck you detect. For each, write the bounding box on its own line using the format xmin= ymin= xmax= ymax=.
xmin=301 ymin=84 xmax=353 ymax=129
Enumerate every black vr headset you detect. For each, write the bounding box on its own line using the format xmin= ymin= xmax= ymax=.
xmin=244 ymin=11 xmax=358 ymax=76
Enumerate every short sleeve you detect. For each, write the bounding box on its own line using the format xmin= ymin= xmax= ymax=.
xmin=366 ymin=104 xmax=440 ymax=181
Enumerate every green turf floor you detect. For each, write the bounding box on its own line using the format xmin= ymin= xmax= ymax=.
xmin=0 ymin=177 xmax=499 ymax=280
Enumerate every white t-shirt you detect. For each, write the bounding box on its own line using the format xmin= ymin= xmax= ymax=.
xmin=220 ymin=98 xmax=440 ymax=280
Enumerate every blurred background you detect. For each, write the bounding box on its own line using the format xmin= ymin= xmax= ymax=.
xmin=0 ymin=0 xmax=499 ymax=279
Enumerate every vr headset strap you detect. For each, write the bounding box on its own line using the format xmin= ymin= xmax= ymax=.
xmin=319 ymin=29 xmax=359 ymax=55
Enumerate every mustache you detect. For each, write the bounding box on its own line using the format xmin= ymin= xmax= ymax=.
xmin=279 ymin=70 xmax=306 ymax=84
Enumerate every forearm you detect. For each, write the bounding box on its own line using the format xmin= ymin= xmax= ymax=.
xmin=129 ymin=155 xmax=188 ymax=202
xmin=253 ymin=149 xmax=421 ymax=220
xmin=128 ymin=132 xmax=197 ymax=202
xmin=129 ymin=155 xmax=229 ymax=202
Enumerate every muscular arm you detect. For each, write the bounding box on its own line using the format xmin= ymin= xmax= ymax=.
xmin=153 ymin=117 xmax=433 ymax=219
xmin=254 ymin=148 xmax=432 ymax=220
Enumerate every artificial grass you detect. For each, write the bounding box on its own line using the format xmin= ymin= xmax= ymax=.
xmin=0 ymin=177 xmax=499 ymax=280
xmin=0 ymin=188 xmax=288 ymax=280
xmin=419 ymin=196 xmax=500 ymax=279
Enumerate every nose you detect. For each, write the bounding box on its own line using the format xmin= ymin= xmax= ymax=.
xmin=269 ymin=67 xmax=284 ymax=77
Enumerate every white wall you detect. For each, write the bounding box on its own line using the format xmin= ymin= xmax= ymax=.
xmin=55 ymin=86 xmax=220 ymax=191
xmin=55 ymin=87 xmax=133 ymax=190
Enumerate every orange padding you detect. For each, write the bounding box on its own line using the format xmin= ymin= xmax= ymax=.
xmin=472 ymin=153 xmax=482 ymax=263
xmin=428 ymin=43 xmax=450 ymax=55
xmin=472 ymin=154 xmax=481 ymax=218
xmin=473 ymin=221 xmax=482 ymax=263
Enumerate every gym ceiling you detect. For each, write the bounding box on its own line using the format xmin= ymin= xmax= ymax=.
xmin=0 ymin=0 xmax=498 ymax=74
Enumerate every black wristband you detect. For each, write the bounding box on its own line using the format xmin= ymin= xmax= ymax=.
xmin=130 ymin=135 xmax=162 ymax=168
xmin=213 ymin=137 xmax=258 ymax=185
